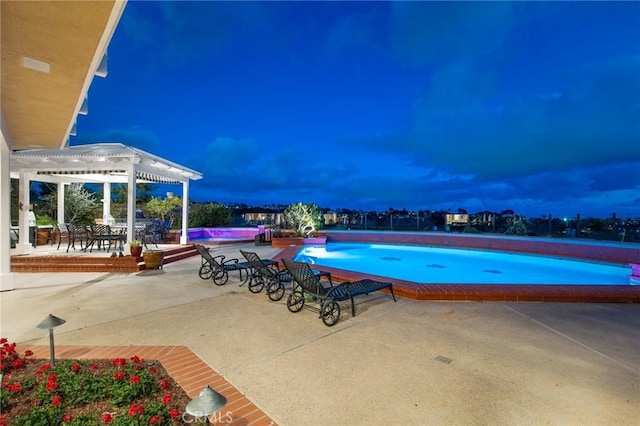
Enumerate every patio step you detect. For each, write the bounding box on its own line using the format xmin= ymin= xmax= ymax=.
xmin=11 ymin=245 xmax=200 ymax=273
xmin=11 ymin=253 xmax=142 ymax=273
xmin=140 ymin=245 xmax=199 ymax=270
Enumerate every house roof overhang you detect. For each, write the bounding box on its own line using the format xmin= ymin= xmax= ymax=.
xmin=10 ymin=143 xmax=203 ymax=185
xmin=1 ymin=0 xmax=127 ymax=151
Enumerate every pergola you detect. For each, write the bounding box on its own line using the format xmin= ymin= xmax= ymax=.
xmin=10 ymin=143 xmax=202 ymax=253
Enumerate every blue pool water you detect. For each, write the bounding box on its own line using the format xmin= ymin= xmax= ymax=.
xmin=294 ymin=243 xmax=631 ymax=286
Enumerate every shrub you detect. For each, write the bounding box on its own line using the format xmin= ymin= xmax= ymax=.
xmin=188 ymin=203 xmax=232 ymax=228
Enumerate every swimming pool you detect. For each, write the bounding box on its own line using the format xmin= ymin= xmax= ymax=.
xmin=294 ymin=243 xmax=630 ymax=286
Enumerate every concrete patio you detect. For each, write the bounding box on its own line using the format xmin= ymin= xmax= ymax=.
xmin=2 ymin=242 xmax=638 ymax=425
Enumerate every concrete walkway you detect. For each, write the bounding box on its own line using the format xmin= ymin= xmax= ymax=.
xmin=2 ymin=242 xmax=639 ymax=425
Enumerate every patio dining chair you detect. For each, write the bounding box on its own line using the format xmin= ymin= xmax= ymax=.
xmin=65 ymin=224 xmax=89 ymax=253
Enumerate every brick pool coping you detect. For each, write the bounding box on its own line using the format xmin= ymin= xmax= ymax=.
xmin=273 ymin=232 xmax=640 ymax=303
xmin=17 ymin=344 xmax=276 ymax=426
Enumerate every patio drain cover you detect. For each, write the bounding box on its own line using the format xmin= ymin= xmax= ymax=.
xmin=435 ymin=355 xmax=453 ymax=364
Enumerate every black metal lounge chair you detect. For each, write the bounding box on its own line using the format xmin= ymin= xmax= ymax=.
xmin=194 ymin=244 xmax=249 ymax=285
xmin=239 ymin=250 xmax=291 ymax=301
xmin=282 ymin=258 xmax=396 ymax=326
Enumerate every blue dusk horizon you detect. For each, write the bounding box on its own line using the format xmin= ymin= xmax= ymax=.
xmin=72 ymin=1 xmax=640 ymax=219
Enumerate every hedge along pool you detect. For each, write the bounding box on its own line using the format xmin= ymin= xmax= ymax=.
xmin=294 ymin=243 xmax=631 ymax=286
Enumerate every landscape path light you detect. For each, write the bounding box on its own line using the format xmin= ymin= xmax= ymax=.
xmin=186 ymin=385 xmax=227 ymax=424
xmin=36 ymin=314 xmax=66 ymax=367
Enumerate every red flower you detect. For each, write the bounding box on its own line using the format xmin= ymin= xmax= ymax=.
xmin=112 ymin=358 xmax=126 ymax=367
xmin=52 ymin=395 xmax=63 ymax=407
xmin=62 ymin=414 xmax=74 ymax=422
xmin=128 ymin=403 xmax=144 ymax=417
xmin=129 ymin=375 xmax=140 ymax=385
xmin=46 ymin=381 xmax=58 ymax=392
xmin=11 ymin=359 xmax=24 ymax=369
xmin=36 ymin=363 xmax=52 ymax=377
xmin=130 ymin=355 xmax=142 ymax=364
xmin=149 ymin=415 xmax=162 ymax=424
xmin=149 ymin=366 xmax=157 ymax=374
xmin=113 ymin=371 xmax=125 ymax=381
xmin=0 ymin=338 xmax=7 ymax=344
xmin=90 ymin=363 xmax=99 ymax=370
xmin=101 ymin=413 xmax=113 ymax=423
xmin=71 ymin=363 xmax=81 ymax=373
xmin=159 ymin=379 xmax=170 ymax=389
xmin=47 ymin=373 xmax=57 ymax=382
xmin=162 ymin=393 xmax=172 ymax=405
xmin=9 ymin=383 xmax=22 ymax=393
xmin=24 ymin=350 xmax=34 ymax=357
xmin=169 ymin=408 xmax=180 ymax=419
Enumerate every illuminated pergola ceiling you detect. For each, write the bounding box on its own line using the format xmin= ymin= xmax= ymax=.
xmin=1 ymin=1 xmax=126 ymax=151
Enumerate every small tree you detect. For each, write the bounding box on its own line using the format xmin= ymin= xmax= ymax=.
xmin=282 ymin=202 xmax=323 ymax=237
xmin=145 ymin=196 xmax=182 ymax=223
xmin=504 ymin=216 xmax=528 ymax=235
xmin=40 ymin=183 xmax=99 ymax=224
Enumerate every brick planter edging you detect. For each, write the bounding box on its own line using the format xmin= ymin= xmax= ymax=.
xmin=17 ymin=344 xmax=277 ymax=425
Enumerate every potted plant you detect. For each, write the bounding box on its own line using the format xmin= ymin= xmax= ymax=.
xmin=143 ymin=249 xmax=165 ymax=270
xmin=129 ymin=240 xmax=143 ymax=258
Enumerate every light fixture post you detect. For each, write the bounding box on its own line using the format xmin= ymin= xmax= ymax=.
xmin=186 ymin=385 xmax=227 ymax=424
xmin=36 ymin=314 xmax=66 ymax=367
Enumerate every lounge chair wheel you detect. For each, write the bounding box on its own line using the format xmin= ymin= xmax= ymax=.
xmin=248 ymin=276 xmax=264 ymax=293
xmin=267 ymin=281 xmax=285 ymax=301
xmin=321 ymin=301 xmax=340 ymax=327
xmin=212 ymin=269 xmax=228 ymax=286
xmin=199 ymin=264 xmax=213 ymax=280
xmin=286 ymin=292 xmax=305 ymax=312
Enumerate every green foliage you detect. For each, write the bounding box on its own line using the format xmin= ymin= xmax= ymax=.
xmin=463 ymin=226 xmax=480 ymax=234
xmin=282 ymin=202 xmax=323 ymax=236
xmin=0 ymin=386 xmax=10 ymax=410
xmin=188 ymin=203 xmax=232 ymax=228
xmin=13 ymin=405 xmax=62 ymax=426
xmin=505 ymin=217 xmax=528 ymax=235
xmin=36 ymin=213 xmax=56 ymax=226
xmin=39 ymin=183 xmax=99 ymax=224
xmin=145 ymin=196 xmax=182 ymax=222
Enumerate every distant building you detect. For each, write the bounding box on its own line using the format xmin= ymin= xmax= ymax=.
xmin=445 ymin=213 xmax=469 ymax=226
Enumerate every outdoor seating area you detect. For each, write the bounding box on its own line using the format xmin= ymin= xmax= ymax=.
xmin=193 ymin=247 xmax=396 ymax=326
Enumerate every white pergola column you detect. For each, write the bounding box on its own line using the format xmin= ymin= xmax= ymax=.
xmin=126 ymin=163 xmax=137 ymax=245
xmin=18 ymin=170 xmax=34 ymax=254
xmin=57 ymin=183 xmax=66 ymax=223
xmin=102 ymin=182 xmax=111 ymax=224
xmin=180 ymin=180 xmax=189 ymax=244
xmin=0 ymin=131 xmax=14 ymax=290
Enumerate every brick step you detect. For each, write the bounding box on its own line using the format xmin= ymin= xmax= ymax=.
xmin=11 ymin=254 xmax=141 ymax=273
xmin=139 ymin=245 xmax=199 ymax=270
xmin=11 ymin=245 xmax=200 ymax=273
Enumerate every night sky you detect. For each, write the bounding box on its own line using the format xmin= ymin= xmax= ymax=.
xmin=72 ymin=1 xmax=640 ymax=218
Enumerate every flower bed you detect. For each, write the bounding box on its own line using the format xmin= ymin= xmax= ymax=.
xmin=0 ymin=338 xmax=190 ymax=425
